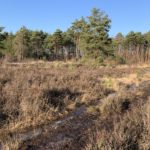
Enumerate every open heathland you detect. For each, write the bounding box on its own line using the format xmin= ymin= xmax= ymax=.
xmin=0 ymin=61 xmax=149 ymax=150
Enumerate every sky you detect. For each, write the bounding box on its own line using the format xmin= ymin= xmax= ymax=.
xmin=0 ymin=0 xmax=150 ymax=36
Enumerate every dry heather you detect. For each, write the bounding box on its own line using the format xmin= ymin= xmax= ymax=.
xmin=0 ymin=61 xmax=149 ymax=150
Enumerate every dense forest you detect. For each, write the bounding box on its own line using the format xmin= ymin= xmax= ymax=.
xmin=0 ymin=8 xmax=150 ymax=64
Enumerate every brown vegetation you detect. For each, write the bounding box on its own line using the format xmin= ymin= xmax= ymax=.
xmin=0 ymin=61 xmax=149 ymax=149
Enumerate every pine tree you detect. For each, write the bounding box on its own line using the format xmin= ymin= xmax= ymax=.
xmin=114 ymin=33 xmax=124 ymax=53
xmin=0 ymin=27 xmax=8 ymax=58
xmin=0 ymin=27 xmax=4 ymax=49
xmin=80 ymin=8 xmax=112 ymax=62
xmin=63 ymin=30 xmax=75 ymax=59
xmin=13 ymin=27 xmax=30 ymax=61
xmin=71 ymin=17 xmax=86 ymax=59
xmin=30 ymin=31 xmax=47 ymax=58
xmin=4 ymin=33 xmax=15 ymax=56
xmin=52 ymin=29 xmax=63 ymax=58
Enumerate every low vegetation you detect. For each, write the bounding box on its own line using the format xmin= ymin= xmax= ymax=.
xmin=0 ymin=61 xmax=149 ymax=149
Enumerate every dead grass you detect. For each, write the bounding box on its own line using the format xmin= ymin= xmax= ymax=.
xmin=86 ymin=81 xmax=150 ymax=150
xmin=0 ymin=61 xmax=149 ymax=149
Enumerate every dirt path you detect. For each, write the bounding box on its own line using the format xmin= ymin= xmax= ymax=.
xmin=18 ymin=106 xmax=97 ymax=150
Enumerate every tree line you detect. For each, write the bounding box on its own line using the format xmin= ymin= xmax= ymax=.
xmin=0 ymin=8 xmax=150 ymax=64
xmin=113 ymin=32 xmax=150 ymax=63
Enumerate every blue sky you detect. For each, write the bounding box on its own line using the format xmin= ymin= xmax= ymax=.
xmin=0 ymin=0 xmax=150 ymax=36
